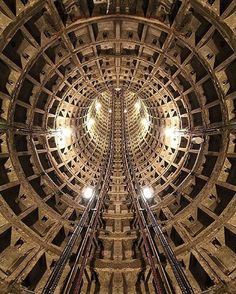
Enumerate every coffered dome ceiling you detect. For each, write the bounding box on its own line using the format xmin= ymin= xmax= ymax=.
xmin=0 ymin=0 xmax=236 ymax=293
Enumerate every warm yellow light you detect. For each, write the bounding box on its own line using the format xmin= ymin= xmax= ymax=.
xmin=108 ymin=109 xmax=112 ymax=113
xmin=55 ymin=127 xmax=73 ymax=148
xmin=82 ymin=186 xmax=94 ymax=199
xmin=87 ymin=118 xmax=95 ymax=130
xmin=124 ymin=109 xmax=127 ymax=113
xmin=164 ymin=127 xmax=179 ymax=138
xmin=58 ymin=127 xmax=72 ymax=138
xmin=95 ymin=101 xmax=102 ymax=112
xmin=135 ymin=100 xmax=141 ymax=112
xmin=141 ymin=117 xmax=150 ymax=130
xmin=163 ymin=127 xmax=181 ymax=148
xmin=191 ymin=137 xmax=204 ymax=144
xmin=142 ymin=186 xmax=154 ymax=199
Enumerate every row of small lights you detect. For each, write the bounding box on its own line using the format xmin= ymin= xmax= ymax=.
xmin=56 ymin=90 xmax=202 ymax=202
xmin=82 ymin=91 xmax=154 ymax=200
xmin=56 ymin=126 xmax=178 ymax=139
xmin=56 ymin=98 xmax=204 ymax=145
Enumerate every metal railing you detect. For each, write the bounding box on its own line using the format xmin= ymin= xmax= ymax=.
xmin=42 ymin=193 xmax=96 ymax=294
xmin=42 ymin=97 xmax=115 ymax=294
xmin=43 ymin=88 xmax=194 ymax=294
xmin=119 ymin=90 xmax=194 ymax=294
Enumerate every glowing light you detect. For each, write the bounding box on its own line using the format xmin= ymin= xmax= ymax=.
xmin=108 ymin=109 xmax=112 ymax=113
xmin=135 ymin=100 xmax=141 ymax=112
xmin=58 ymin=127 xmax=72 ymax=138
xmin=115 ymin=87 xmax=121 ymax=91
xmin=87 ymin=118 xmax=95 ymax=130
xmin=95 ymin=101 xmax=102 ymax=112
xmin=124 ymin=109 xmax=127 ymax=113
xmin=141 ymin=117 xmax=150 ymax=130
xmin=163 ymin=127 xmax=181 ymax=148
xmin=82 ymin=186 xmax=94 ymax=200
xmin=191 ymin=137 xmax=204 ymax=144
xmin=142 ymin=186 xmax=154 ymax=199
xmin=164 ymin=127 xmax=180 ymax=138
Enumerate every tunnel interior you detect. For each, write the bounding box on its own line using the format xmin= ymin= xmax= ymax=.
xmin=0 ymin=0 xmax=236 ymax=293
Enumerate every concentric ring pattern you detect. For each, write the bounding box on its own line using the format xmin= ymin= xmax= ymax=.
xmin=0 ymin=0 xmax=236 ymax=293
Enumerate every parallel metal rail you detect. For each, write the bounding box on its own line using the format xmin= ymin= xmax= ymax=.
xmin=119 ymin=93 xmax=167 ymax=294
xmin=65 ymin=139 xmax=114 ymax=293
xmin=119 ymin=90 xmax=194 ymax=294
xmin=43 ymin=89 xmax=194 ymax=294
xmin=42 ymin=193 xmax=96 ymax=294
xmin=42 ymin=97 xmax=115 ymax=294
xmin=62 ymin=94 xmax=115 ymax=294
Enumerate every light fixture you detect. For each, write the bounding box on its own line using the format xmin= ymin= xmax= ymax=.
xmin=164 ymin=127 xmax=180 ymax=138
xmin=163 ymin=127 xmax=182 ymax=148
xmin=95 ymin=101 xmax=101 ymax=112
xmin=108 ymin=108 xmax=112 ymax=113
xmin=124 ymin=109 xmax=127 ymax=113
xmin=135 ymin=100 xmax=141 ymax=112
xmin=87 ymin=118 xmax=95 ymax=130
xmin=142 ymin=186 xmax=154 ymax=200
xmin=115 ymin=87 xmax=121 ymax=91
xmin=82 ymin=186 xmax=94 ymax=200
xmin=191 ymin=137 xmax=204 ymax=144
xmin=141 ymin=117 xmax=150 ymax=130
xmin=58 ymin=127 xmax=72 ymax=138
